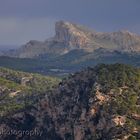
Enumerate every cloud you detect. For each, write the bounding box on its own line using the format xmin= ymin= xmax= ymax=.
xmin=0 ymin=17 xmax=57 ymax=45
xmin=0 ymin=0 xmax=140 ymax=45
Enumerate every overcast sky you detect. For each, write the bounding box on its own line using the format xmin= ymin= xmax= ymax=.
xmin=0 ymin=0 xmax=140 ymax=47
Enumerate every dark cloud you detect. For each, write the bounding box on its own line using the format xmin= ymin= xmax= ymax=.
xmin=0 ymin=0 xmax=140 ymax=45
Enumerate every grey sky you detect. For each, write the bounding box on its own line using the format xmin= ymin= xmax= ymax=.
xmin=0 ymin=0 xmax=140 ymax=46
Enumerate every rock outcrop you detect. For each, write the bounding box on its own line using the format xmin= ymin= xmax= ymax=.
xmin=54 ymin=21 xmax=93 ymax=50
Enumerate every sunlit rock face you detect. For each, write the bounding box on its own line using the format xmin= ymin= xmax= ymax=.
xmin=54 ymin=21 xmax=92 ymax=49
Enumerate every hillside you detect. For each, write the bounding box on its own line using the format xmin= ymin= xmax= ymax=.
xmin=0 ymin=67 xmax=60 ymax=117
xmin=0 ymin=64 xmax=140 ymax=140
xmin=0 ymin=21 xmax=140 ymax=77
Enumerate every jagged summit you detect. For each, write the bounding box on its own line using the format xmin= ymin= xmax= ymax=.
xmin=2 ymin=20 xmax=140 ymax=58
xmin=54 ymin=20 xmax=94 ymax=49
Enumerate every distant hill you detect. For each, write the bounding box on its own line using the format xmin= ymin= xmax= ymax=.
xmin=0 ymin=50 xmax=140 ymax=76
xmin=0 ymin=64 xmax=140 ymax=139
xmin=0 ymin=21 xmax=140 ymax=76
xmin=2 ymin=21 xmax=140 ymax=58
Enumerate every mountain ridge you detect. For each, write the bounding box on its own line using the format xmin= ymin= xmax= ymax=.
xmin=2 ymin=21 xmax=140 ymax=58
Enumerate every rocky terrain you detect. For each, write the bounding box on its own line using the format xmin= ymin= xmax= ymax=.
xmin=2 ymin=21 xmax=140 ymax=58
xmin=0 ymin=21 xmax=140 ymax=76
xmin=0 ymin=64 xmax=140 ymax=140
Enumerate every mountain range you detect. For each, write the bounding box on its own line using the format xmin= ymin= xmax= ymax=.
xmin=0 ymin=21 xmax=140 ymax=76
xmin=2 ymin=20 xmax=140 ymax=58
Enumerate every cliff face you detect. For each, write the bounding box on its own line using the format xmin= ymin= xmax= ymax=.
xmin=54 ymin=21 xmax=93 ymax=50
xmin=3 ymin=21 xmax=140 ymax=58
xmin=0 ymin=64 xmax=140 ymax=140
xmin=54 ymin=21 xmax=140 ymax=53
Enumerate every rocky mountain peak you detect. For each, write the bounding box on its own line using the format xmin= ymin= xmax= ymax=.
xmin=2 ymin=21 xmax=140 ymax=58
xmin=55 ymin=20 xmax=75 ymax=29
xmin=54 ymin=21 xmax=92 ymax=49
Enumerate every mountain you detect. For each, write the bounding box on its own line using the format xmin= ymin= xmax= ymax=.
xmin=0 ymin=21 xmax=140 ymax=76
xmin=3 ymin=21 xmax=140 ymax=58
xmin=0 ymin=64 xmax=140 ymax=139
xmin=1 ymin=50 xmax=140 ymax=77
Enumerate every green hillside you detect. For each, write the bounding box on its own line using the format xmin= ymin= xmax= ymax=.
xmin=0 ymin=67 xmax=60 ymax=116
xmin=0 ymin=51 xmax=140 ymax=77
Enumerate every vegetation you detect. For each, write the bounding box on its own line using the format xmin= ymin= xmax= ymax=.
xmin=0 ymin=52 xmax=140 ymax=76
xmin=0 ymin=64 xmax=140 ymax=139
xmin=95 ymin=63 xmax=140 ymax=89
xmin=0 ymin=67 xmax=60 ymax=116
